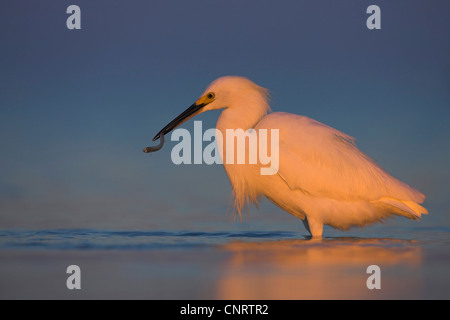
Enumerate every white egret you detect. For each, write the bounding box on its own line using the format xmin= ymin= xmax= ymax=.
xmin=145 ymin=76 xmax=428 ymax=237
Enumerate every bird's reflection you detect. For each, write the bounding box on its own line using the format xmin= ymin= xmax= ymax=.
xmin=216 ymin=237 xmax=422 ymax=299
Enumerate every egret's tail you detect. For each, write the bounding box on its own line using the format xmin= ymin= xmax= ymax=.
xmin=377 ymin=197 xmax=428 ymax=220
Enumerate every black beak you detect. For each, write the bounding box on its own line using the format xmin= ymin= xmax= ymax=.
xmin=152 ymin=102 xmax=206 ymax=142
xmin=143 ymin=101 xmax=207 ymax=154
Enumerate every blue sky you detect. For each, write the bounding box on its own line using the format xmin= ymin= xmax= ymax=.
xmin=0 ymin=0 xmax=449 ymax=231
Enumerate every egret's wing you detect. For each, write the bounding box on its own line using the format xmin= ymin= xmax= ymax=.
xmin=257 ymin=112 xmax=425 ymax=203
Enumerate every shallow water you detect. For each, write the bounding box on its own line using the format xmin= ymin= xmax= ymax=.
xmin=0 ymin=228 xmax=449 ymax=299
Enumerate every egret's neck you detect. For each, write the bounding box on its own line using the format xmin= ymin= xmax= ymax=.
xmin=215 ymin=102 xmax=269 ymax=216
xmin=216 ymin=102 xmax=269 ymax=133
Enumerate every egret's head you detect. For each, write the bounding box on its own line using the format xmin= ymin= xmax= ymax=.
xmin=152 ymin=76 xmax=270 ymax=141
xmin=198 ymin=76 xmax=269 ymax=112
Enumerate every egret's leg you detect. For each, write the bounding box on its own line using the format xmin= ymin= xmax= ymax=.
xmin=302 ymin=216 xmax=323 ymax=238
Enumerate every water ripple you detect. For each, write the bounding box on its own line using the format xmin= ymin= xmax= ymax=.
xmin=0 ymin=228 xmax=448 ymax=251
xmin=0 ymin=229 xmax=299 ymax=251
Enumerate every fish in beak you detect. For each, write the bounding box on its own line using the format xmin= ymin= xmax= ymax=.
xmin=143 ymin=92 xmax=215 ymax=153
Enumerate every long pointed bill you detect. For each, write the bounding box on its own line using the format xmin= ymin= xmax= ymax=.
xmin=143 ymin=102 xmax=206 ymax=153
xmin=152 ymin=102 xmax=206 ymax=141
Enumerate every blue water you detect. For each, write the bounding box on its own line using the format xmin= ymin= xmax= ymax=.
xmin=1 ymin=227 xmax=449 ymax=250
xmin=0 ymin=229 xmax=302 ymax=250
xmin=1 ymin=227 xmax=449 ymax=299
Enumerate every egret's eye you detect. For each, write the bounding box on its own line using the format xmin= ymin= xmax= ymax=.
xmin=207 ymin=92 xmax=215 ymax=99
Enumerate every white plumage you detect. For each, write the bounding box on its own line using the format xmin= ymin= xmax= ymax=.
xmin=153 ymin=76 xmax=428 ymax=237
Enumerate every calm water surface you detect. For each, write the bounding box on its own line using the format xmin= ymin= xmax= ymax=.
xmin=0 ymin=228 xmax=449 ymax=299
